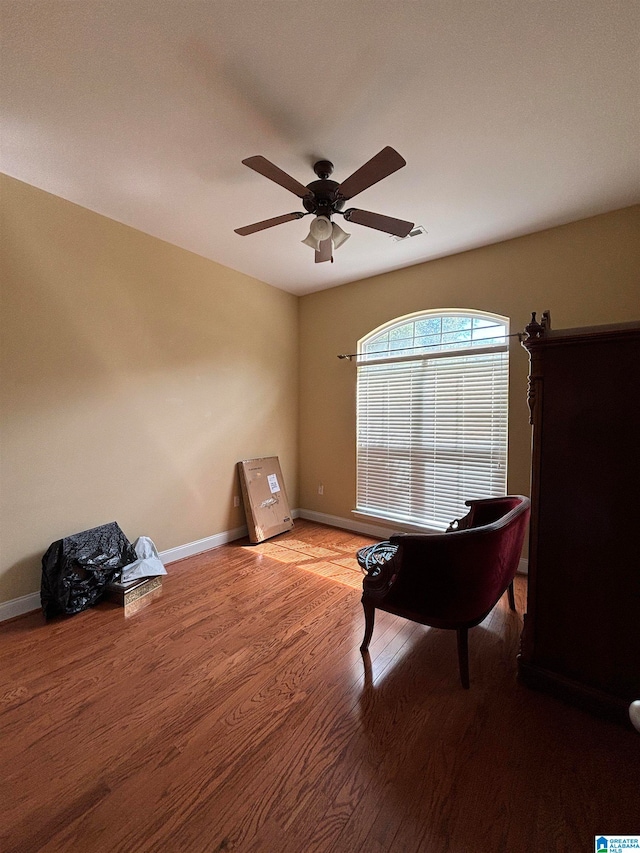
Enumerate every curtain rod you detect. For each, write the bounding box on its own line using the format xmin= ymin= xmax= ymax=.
xmin=337 ymin=331 xmax=526 ymax=361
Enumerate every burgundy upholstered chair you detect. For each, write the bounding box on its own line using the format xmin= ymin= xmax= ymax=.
xmin=357 ymin=495 xmax=531 ymax=688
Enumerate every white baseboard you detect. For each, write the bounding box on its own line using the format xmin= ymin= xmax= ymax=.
xmin=158 ymin=524 xmax=249 ymax=564
xmin=0 ymin=508 xmax=525 ymax=622
xmin=160 ymin=508 xmax=303 ymax=563
xmin=297 ymin=508 xmax=399 ymax=539
xmin=297 ymin=509 xmax=529 ymax=575
xmin=298 ymin=508 xmax=529 ymax=575
xmin=0 ymin=513 xmax=304 ymax=622
xmin=0 ymin=592 xmax=42 ymax=623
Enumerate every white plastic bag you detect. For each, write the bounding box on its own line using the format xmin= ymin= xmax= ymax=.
xmin=121 ymin=536 xmax=167 ymax=582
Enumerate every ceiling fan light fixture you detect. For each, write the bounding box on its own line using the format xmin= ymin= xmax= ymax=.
xmin=331 ymin=221 xmax=351 ymax=250
xmin=310 ymin=215 xmax=332 ymax=241
xmin=302 ymin=215 xmax=333 ymax=250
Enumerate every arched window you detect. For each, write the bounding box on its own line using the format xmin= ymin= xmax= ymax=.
xmin=356 ymin=309 xmax=509 ymax=530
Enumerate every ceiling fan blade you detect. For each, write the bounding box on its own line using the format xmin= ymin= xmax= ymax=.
xmin=343 ymin=208 xmax=414 ymax=238
xmin=315 ymin=238 xmax=332 ymax=263
xmin=336 ymin=147 xmax=406 ymax=201
xmin=234 ymin=212 xmax=305 ymax=236
xmin=242 ymin=156 xmax=312 ymax=199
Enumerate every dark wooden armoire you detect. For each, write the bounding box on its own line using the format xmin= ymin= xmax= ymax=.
xmin=518 ymin=312 xmax=640 ymax=725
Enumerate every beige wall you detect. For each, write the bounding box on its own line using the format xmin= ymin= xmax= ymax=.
xmin=298 ymin=206 xmax=640 ymax=532
xmin=2 ymin=175 xmax=638 ymax=609
xmin=0 ymin=175 xmax=299 ymax=604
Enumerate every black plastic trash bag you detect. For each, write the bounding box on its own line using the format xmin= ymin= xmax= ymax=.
xmin=40 ymin=522 xmax=137 ymax=618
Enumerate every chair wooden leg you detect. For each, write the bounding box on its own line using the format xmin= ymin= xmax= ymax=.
xmin=456 ymin=627 xmax=470 ymax=689
xmin=360 ymin=603 xmax=375 ymax=653
xmin=507 ymin=580 xmax=516 ymax=611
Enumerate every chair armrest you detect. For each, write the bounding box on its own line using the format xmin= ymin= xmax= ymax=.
xmin=455 ymin=495 xmax=528 ymax=529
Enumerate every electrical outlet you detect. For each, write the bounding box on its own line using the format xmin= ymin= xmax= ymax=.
xmin=318 ymin=483 xmax=324 ymax=495
xmin=233 ymin=495 xmax=240 ymax=507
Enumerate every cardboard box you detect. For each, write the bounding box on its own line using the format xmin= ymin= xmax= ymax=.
xmin=238 ymin=457 xmax=294 ymax=543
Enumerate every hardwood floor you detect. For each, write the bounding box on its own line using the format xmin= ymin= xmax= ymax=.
xmin=1 ymin=520 xmax=638 ymax=852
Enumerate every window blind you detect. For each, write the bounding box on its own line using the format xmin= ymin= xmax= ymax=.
xmin=356 ymin=348 xmax=508 ymax=530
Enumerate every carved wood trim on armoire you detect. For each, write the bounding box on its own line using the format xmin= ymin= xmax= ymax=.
xmin=518 ymin=312 xmax=640 ymax=726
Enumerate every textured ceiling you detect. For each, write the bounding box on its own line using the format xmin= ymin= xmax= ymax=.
xmin=2 ymin=1 xmax=639 ymax=295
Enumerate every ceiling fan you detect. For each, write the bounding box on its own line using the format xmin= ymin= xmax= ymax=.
xmin=234 ymin=146 xmax=414 ymax=263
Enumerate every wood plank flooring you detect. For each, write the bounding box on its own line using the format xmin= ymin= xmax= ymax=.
xmin=1 ymin=520 xmax=638 ymax=852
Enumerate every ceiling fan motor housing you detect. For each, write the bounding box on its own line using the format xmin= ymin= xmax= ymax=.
xmin=303 ymin=177 xmax=345 ymax=217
